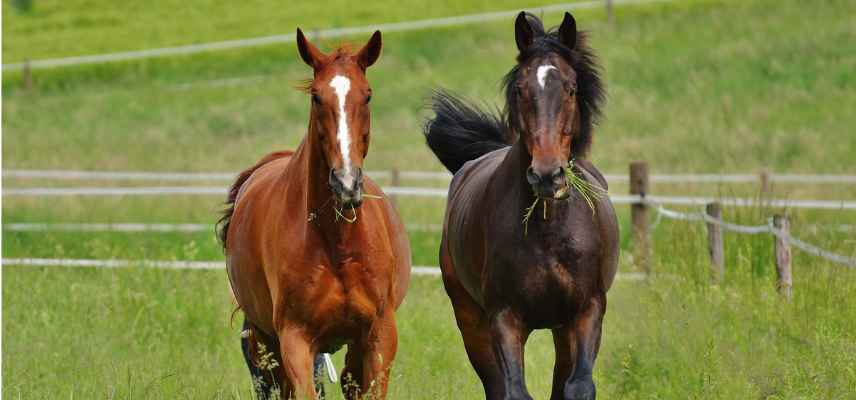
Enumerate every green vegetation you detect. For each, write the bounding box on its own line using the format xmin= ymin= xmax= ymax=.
xmin=4 ymin=0 xmax=855 ymax=174
xmin=3 ymin=0 xmax=856 ymax=398
xmin=2 ymin=0 xmax=541 ymax=62
xmin=4 ymin=216 xmax=855 ymax=398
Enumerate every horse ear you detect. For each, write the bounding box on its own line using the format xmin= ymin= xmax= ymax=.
xmin=558 ymin=12 xmax=577 ymax=50
xmin=356 ymin=30 xmax=382 ymax=69
xmin=296 ymin=28 xmax=325 ymax=69
xmin=514 ymin=12 xmax=535 ymax=52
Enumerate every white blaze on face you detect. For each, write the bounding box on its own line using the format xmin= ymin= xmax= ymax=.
xmin=536 ymin=64 xmax=558 ymax=89
xmin=329 ymin=75 xmax=354 ymax=188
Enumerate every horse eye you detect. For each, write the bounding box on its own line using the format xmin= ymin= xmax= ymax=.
xmin=311 ymin=93 xmax=321 ymax=105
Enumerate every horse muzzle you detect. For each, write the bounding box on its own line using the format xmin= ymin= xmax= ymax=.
xmin=329 ymin=167 xmax=364 ymax=208
xmin=526 ymin=165 xmax=569 ymax=200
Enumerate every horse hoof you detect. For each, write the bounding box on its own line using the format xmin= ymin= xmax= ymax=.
xmin=564 ymin=378 xmax=595 ymax=400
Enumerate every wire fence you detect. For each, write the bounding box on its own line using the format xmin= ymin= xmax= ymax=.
xmin=0 ymin=258 xmax=648 ymax=281
xmin=3 ymin=222 xmax=443 ymax=233
xmin=5 ymin=165 xmax=853 ymax=272
xmin=646 ymin=199 xmax=856 ymax=268
xmin=5 ymin=169 xmax=856 ymax=184
xmin=5 ymin=185 xmax=856 ymax=210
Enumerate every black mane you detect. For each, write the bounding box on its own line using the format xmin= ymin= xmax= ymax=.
xmin=503 ymin=15 xmax=605 ymax=158
xmin=424 ymin=13 xmax=604 ymax=174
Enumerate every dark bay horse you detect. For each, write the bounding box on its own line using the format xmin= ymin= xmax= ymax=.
xmin=219 ymin=29 xmax=411 ymax=399
xmin=424 ymin=12 xmax=618 ymax=400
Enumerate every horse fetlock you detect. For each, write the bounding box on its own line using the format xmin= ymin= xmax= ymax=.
xmin=563 ymin=376 xmax=595 ymax=400
xmin=505 ymin=392 xmax=534 ymax=400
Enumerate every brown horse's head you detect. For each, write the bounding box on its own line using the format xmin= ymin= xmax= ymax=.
xmin=296 ymin=28 xmax=382 ymax=208
xmin=505 ymin=12 xmax=603 ymax=199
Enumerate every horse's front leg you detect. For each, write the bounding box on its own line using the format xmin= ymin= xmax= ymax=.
xmin=277 ymin=326 xmax=317 ymax=400
xmin=341 ymin=311 xmax=398 ymax=399
xmin=552 ymin=294 xmax=605 ymax=400
xmin=488 ymin=309 xmax=533 ymax=400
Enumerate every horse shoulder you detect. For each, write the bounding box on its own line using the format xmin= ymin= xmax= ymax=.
xmin=574 ymin=158 xmax=608 ymax=190
xmin=363 ymin=177 xmax=412 ymax=307
xmin=578 ymin=163 xmax=619 ymax=291
xmin=443 ymin=149 xmax=509 ymax=304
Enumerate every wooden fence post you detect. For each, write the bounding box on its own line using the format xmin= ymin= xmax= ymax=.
xmin=389 ymin=168 xmax=400 ymax=209
xmin=23 ymin=60 xmax=33 ymax=91
xmin=759 ymin=169 xmax=771 ymax=197
xmin=773 ymin=214 xmax=792 ymax=301
xmin=630 ymin=161 xmax=650 ymax=274
xmin=705 ymin=202 xmax=724 ymax=283
xmin=605 ymin=0 xmax=614 ymax=25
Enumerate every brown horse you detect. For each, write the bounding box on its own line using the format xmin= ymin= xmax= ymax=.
xmin=219 ymin=29 xmax=411 ymax=400
xmin=424 ymin=12 xmax=618 ymax=400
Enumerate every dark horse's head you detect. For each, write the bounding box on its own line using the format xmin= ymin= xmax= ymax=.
xmin=505 ymin=12 xmax=604 ymax=199
xmin=296 ymin=28 xmax=382 ymax=208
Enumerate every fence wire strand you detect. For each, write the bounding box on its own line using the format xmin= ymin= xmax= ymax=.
xmin=647 ymin=199 xmax=856 ymax=267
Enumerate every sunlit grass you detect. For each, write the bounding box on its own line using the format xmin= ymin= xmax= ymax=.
xmin=3 ymin=0 xmax=856 ymax=398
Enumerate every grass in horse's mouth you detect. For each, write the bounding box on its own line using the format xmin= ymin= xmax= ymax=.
xmin=563 ymin=159 xmax=606 ymax=216
xmin=332 ymin=193 xmax=384 ymax=224
xmin=522 ymin=197 xmax=544 ymax=236
xmin=522 ymin=160 xmax=606 ymax=235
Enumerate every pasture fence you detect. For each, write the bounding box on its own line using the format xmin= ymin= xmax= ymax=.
xmin=3 ymin=222 xmax=444 ymax=233
xmin=0 ymin=258 xmax=649 ymax=282
xmin=3 ymin=163 xmax=854 ymax=295
xmin=6 ymin=168 xmax=856 ymax=185
xmin=625 ymin=161 xmax=856 ymax=300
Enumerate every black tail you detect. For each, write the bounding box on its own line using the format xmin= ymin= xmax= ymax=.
xmin=423 ymin=90 xmax=511 ymax=174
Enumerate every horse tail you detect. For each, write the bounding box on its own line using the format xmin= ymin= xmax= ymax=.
xmin=217 ymin=150 xmax=293 ymax=249
xmin=423 ymin=90 xmax=511 ymax=174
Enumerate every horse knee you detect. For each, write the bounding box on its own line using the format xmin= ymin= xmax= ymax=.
xmin=564 ymin=376 xmax=595 ymax=400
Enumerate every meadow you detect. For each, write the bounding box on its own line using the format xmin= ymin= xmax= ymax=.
xmin=3 ymin=0 xmax=856 ymax=398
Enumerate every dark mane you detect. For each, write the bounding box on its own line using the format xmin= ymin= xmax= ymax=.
xmin=424 ymin=13 xmax=604 ymax=174
xmin=503 ymin=15 xmax=605 ymax=158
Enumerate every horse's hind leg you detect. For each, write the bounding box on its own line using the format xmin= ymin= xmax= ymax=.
xmin=241 ymin=319 xmax=281 ymax=399
xmin=313 ymin=354 xmax=326 ymax=399
xmin=551 ymin=294 xmax=605 ymax=400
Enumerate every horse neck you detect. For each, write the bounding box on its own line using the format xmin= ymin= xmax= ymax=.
xmin=287 ymin=119 xmax=354 ymax=241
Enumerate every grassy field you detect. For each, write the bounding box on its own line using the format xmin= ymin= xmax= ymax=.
xmin=4 ymin=218 xmax=856 ymax=399
xmin=3 ymin=0 xmax=856 ymax=398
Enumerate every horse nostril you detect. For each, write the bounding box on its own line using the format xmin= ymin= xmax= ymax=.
xmin=328 ymin=169 xmax=340 ymax=191
xmin=551 ymin=167 xmax=565 ymax=183
xmin=526 ymin=167 xmax=541 ymax=184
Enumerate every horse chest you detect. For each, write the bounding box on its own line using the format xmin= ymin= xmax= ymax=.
xmin=292 ymin=255 xmax=390 ymax=327
xmin=487 ymin=230 xmax=600 ymax=326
